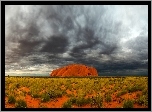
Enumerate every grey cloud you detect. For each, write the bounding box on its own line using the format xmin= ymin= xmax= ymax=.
xmin=5 ymin=5 xmax=148 ymax=75
xmin=40 ymin=35 xmax=69 ymax=54
xmin=126 ymin=35 xmax=148 ymax=61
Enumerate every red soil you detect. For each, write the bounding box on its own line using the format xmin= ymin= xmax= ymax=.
xmin=50 ymin=64 xmax=98 ymax=77
xmin=42 ymin=96 xmax=69 ymax=108
xmin=5 ymin=86 xmax=148 ymax=108
xmin=103 ymin=101 xmax=123 ymax=108
xmin=72 ymin=104 xmax=91 ymax=108
xmin=25 ymin=95 xmax=41 ymax=108
xmin=5 ymin=97 xmax=14 ymax=108
xmin=121 ymin=91 xmax=142 ymax=99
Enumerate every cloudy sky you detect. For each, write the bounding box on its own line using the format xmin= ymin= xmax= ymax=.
xmin=5 ymin=5 xmax=148 ymax=76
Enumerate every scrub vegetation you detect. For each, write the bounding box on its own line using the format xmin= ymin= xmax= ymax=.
xmin=5 ymin=76 xmax=148 ymax=108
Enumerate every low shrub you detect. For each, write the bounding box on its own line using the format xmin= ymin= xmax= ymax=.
xmin=105 ymin=94 xmax=112 ymax=102
xmin=62 ymin=101 xmax=72 ymax=108
xmin=142 ymin=89 xmax=148 ymax=96
xmin=15 ymin=99 xmax=27 ymax=108
xmin=127 ymin=85 xmax=144 ymax=93
xmin=69 ymin=97 xmax=77 ymax=104
xmin=8 ymin=95 xmax=16 ymax=104
xmin=65 ymin=96 xmax=91 ymax=107
xmin=47 ymin=90 xmax=64 ymax=99
xmin=116 ymin=90 xmax=127 ymax=98
xmin=123 ymin=99 xmax=133 ymax=108
xmin=41 ymin=93 xmax=50 ymax=102
xmin=136 ymin=95 xmax=148 ymax=106
xmin=76 ymin=97 xmax=88 ymax=107
xmin=91 ymin=94 xmax=103 ymax=108
xmin=31 ymin=93 xmax=40 ymax=98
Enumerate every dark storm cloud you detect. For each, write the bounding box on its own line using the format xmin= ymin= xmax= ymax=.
xmin=125 ymin=35 xmax=148 ymax=61
xmin=13 ymin=39 xmax=42 ymax=56
xmin=70 ymin=27 xmax=100 ymax=58
xmin=40 ymin=35 xmax=69 ymax=54
xmin=5 ymin=5 xmax=148 ymax=75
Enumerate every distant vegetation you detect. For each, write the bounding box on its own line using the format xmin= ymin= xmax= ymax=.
xmin=5 ymin=76 xmax=148 ymax=108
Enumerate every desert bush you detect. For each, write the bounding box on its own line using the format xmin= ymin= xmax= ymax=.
xmin=105 ymin=94 xmax=112 ymax=102
xmin=66 ymin=93 xmax=75 ymax=97
xmin=65 ymin=96 xmax=91 ymax=107
xmin=31 ymin=93 xmax=40 ymax=98
xmin=123 ymin=99 xmax=133 ymax=108
xmin=41 ymin=93 xmax=50 ymax=102
xmin=8 ymin=95 xmax=16 ymax=104
xmin=116 ymin=90 xmax=127 ymax=97
xmin=127 ymin=85 xmax=144 ymax=93
xmin=91 ymin=94 xmax=103 ymax=108
xmin=69 ymin=97 xmax=77 ymax=104
xmin=77 ymin=89 xmax=86 ymax=98
xmin=5 ymin=77 xmax=148 ymax=108
xmin=15 ymin=99 xmax=27 ymax=108
xmin=142 ymin=89 xmax=148 ymax=96
xmin=136 ymin=95 xmax=148 ymax=106
xmin=47 ymin=90 xmax=64 ymax=99
xmin=76 ymin=97 xmax=88 ymax=107
xmin=62 ymin=100 xmax=72 ymax=108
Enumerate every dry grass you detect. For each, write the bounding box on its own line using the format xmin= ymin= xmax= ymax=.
xmin=5 ymin=76 xmax=148 ymax=108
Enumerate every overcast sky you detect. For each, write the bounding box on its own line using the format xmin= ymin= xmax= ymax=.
xmin=5 ymin=5 xmax=148 ymax=75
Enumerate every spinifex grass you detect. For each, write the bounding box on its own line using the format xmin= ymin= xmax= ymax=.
xmin=5 ymin=76 xmax=148 ymax=108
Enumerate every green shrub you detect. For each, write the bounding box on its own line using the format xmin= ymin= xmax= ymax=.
xmin=69 ymin=97 xmax=77 ymax=104
xmin=15 ymin=99 xmax=27 ymax=108
xmin=47 ymin=90 xmax=64 ymax=99
xmin=91 ymin=95 xmax=103 ymax=108
xmin=136 ymin=95 xmax=148 ymax=106
xmin=142 ymin=89 xmax=148 ymax=96
xmin=8 ymin=95 xmax=16 ymax=104
xmin=41 ymin=93 xmax=50 ymax=102
xmin=116 ymin=90 xmax=127 ymax=97
xmin=127 ymin=85 xmax=144 ymax=93
xmin=123 ymin=99 xmax=133 ymax=108
xmin=66 ymin=93 xmax=74 ymax=97
xmin=76 ymin=97 xmax=87 ymax=107
xmin=105 ymin=94 xmax=112 ymax=102
xmin=62 ymin=101 xmax=72 ymax=108
xmin=31 ymin=93 xmax=40 ymax=98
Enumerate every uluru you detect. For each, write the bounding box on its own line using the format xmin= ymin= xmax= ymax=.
xmin=50 ymin=64 xmax=98 ymax=77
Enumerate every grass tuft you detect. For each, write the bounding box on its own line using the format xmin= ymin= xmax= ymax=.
xmin=41 ymin=93 xmax=50 ymax=102
xmin=62 ymin=100 xmax=72 ymax=108
xmin=8 ymin=95 xmax=16 ymax=104
xmin=15 ymin=99 xmax=27 ymax=108
xmin=123 ymin=99 xmax=133 ymax=108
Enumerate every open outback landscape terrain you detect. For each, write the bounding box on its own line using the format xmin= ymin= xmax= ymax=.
xmin=5 ymin=76 xmax=148 ymax=108
xmin=5 ymin=5 xmax=149 ymax=109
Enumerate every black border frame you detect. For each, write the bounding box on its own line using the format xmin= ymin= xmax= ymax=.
xmin=1 ymin=1 xmax=151 ymax=111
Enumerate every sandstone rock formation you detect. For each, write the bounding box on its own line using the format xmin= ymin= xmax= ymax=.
xmin=50 ymin=64 xmax=98 ymax=77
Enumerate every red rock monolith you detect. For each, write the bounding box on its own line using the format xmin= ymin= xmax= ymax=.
xmin=50 ymin=64 xmax=98 ymax=77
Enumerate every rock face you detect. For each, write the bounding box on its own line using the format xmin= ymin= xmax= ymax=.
xmin=50 ymin=64 xmax=98 ymax=77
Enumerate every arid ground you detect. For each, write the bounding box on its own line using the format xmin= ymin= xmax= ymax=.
xmin=5 ymin=77 xmax=148 ymax=108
